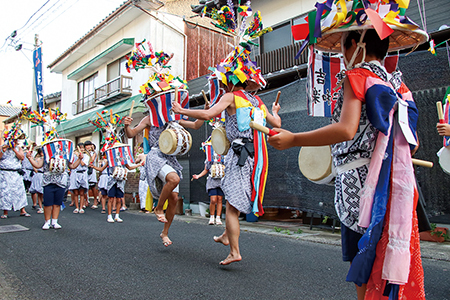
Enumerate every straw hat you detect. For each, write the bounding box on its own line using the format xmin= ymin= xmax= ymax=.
xmin=307 ymin=1 xmax=428 ymax=53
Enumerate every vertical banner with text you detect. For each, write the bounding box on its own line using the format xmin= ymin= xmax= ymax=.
xmin=33 ymin=47 xmax=44 ymax=112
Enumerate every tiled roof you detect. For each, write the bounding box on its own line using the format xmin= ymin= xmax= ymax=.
xmin=0 ymin=105 xmax=21 ymax=117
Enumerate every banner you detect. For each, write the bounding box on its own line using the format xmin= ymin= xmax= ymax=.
xmin=306 ymin=49 xmax=344 ymax=117
xmin=33 ymin=47 xmax=44 ymax=113
xmin=42 ymin=139 xmax=74 ymax=164
xmin=106 ymin=145 xmax=134 ymax=167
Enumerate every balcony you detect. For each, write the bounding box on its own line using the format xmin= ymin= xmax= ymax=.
xmin=72 ymin=93 xmax=96 ymax=115
xmin=72 ymin=75 xmax=133 ymax=115
xmin=255 ymin=43 xmax=308 ymax=75
xmin=95 ymin=75 xmax=132 ymax=105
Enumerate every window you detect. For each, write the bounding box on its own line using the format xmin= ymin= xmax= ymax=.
xmin=260 ymin=22 xmax=292 ymax=53
xmin=107 ymin=55 xmax=129 ymax=81
xmin=74 ymin=73 xmax=98 ymax=114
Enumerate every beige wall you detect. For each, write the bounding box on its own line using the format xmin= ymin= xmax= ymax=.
xmin=252 ymin=0 xmax=316 ymax=27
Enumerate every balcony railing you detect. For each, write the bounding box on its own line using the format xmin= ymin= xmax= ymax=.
xmin=72 ymin=93 xmax=96 ymax=115
xmin=95 ymin=75 xmax=132 ymax=105
xmin=72 ymin=75 xmax=133 ymax=115
xmin=255 ymin=43 xmax=308 ymax=75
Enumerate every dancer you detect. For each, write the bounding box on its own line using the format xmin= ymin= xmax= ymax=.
xmin=192 ymin=141 xmax=224 ymax=225
xmin=123 ymin=41 xmax=205 ymax=247
xmin=68 ymin=143 xmax=89 ymax=213
xmin=29 ymin=148 xmax=44 ymax=214
xmin=96 ymin=152 xmax=108 ymax=214
xmin=268 ymin=2 xmax=428 ymax=299
xmin=27 ymin=142 xmax=83 ymax=229
xmin=174 ymin=3 xmax=279 ymax=264
xmin=135 ymin=148 xmax=150 ymax=213
xmin=90 ymin=151 xmax=139 ymax=223
xmin=85 ymin=141 xmax=100 ymax=209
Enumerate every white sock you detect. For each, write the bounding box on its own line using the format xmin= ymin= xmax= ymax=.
xmin=108 ymin=214 xmax=113 ymax=218
xmin=45 ymin=219 xmax=51 ymax=225
xmin=51 ymin=218 xmax=58 ymax=225
xmin=115 ymin=213 xmax=120 ymax=218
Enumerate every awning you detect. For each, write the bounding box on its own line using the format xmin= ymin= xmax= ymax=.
xmin=57 ymin=94 xmax=145 ymax=135
xmin=67 ymin=38 xmax=134 ymax=80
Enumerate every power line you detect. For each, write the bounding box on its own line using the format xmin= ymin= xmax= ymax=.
xmin=0 ymin=0 xmax=51 ymax=52
xmin=19 ymin=0 xmax=63 ymax=40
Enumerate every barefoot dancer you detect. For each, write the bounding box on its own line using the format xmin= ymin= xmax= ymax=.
xmin=124 ymin=116 xmax=203 ymax=246
xmin=123 ymin=42 xmax=205 ymax=247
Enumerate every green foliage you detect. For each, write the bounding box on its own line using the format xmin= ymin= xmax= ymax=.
xmin=322 ymin=216 xmax=329 ymax=224
xmin=274 ymin=227 xmax=283 ymax=232
xmin=283 ymin=229 xmax=291 ymax=235
xmin=296 ymin=228 xmax=303 ymax=234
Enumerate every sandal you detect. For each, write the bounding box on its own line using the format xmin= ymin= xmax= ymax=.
xmin=37 ymin=208 xmax=44 ymax=214
xmin=0 ymin=215 xmax=7 ymax=219
xmin=20 ymin=213 xmax=31 ymax=217
xmin=101 ymin=209 xmax=106 ymax=214
xmin=73 ymin=208 xmax=79 ymax=214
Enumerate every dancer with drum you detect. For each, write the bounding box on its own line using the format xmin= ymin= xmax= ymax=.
xmin=27 ymin=141 xmax=84 ymax=229
xmin=84 ymin=141 xmax=100 ymax=209
xmin=268 ymin=2 xmax=427 ymax=299
xmin=192 ymin=140 xmax=224 ymax=225
xmin=69 ymin=143 xmax=90 ymax=214
xmin=124 ymin=41 xmax=205 ymax=246
xmin=173 ymin=3 xmax=280 ymax=264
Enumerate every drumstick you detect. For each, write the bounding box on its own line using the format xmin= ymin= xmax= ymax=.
xmin=437 ymin=101 xmax=445 ymax=124
xmin=174 ymin=86 xmax=179 ymax=103
xmin=77 ymin=146 xmax=81 ymax=154
xmin=110 ymin=109 xmax=113 ymax=124
xmin=96 ymin=112 xmax=108 ymax=125
xmin=201 ymin=90 xmax=209 ymax=106
xmin=412 ymin=158 xmax=433 ymax=168
xmin=275 ymin=91 xmax=281 ymax=105
xmin=129 ymin=100 xmax=135 ymax=117
xmin=249 ymin=121 xmax=279 ymax=136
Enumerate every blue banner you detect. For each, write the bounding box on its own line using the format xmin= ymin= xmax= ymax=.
xmin=33 ymin=47 xmax=44 ymax=112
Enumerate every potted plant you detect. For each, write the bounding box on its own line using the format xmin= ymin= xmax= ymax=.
xmin=419 ymin=223 xmax=449 ymax=243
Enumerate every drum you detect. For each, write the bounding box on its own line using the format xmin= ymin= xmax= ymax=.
xmin=49 ymin=157 xmax=67 ymax=174
xmin=438 ymin=146 xmax=450 ymax=175
xmin=112 ymin=167 xmax=128 ymax=180
xmin=210 ymin=163 xmax=225 ymax=179
xmin=42 ymin=138 xmax=74 ymax=164
xmin=143 ymin=89 xmax=189 ymax=127
xmin=211 ymin=126 xmax=230 ymax=155
xmin=159 ymin=122 xmax=192 ymax=156
xmin=105 ymin=143 xmax=134 ymax=167
xmin=298 ymin=145 xmax=335 ymax=185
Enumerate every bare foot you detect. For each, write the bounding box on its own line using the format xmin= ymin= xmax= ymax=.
xmin=219 ymin=253 xmax=242 ymax=265
xmin=154 ymin=208 xmax=167 ymax=223
xmin=213 ymin=234 xmax=229 ymax=246
xmin=160 ymin=233 xmax=172 ymax=247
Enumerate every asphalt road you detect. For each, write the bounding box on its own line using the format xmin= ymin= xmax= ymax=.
xmin=0 ymin=205 xmax=449 ymax=300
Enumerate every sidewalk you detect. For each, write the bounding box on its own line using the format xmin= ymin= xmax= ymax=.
xmin=164 ymin=212 xmax=450 ymax=262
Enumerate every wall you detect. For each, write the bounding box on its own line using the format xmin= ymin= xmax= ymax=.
xmin=252 ymin=0 xmax=315 ymax=27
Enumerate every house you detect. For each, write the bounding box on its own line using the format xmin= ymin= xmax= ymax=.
xmin=47 ymin=0 xmax=234 ymax=203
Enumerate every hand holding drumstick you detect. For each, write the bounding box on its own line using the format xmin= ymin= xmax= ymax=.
xmin=436 ymin=101 xmax=450 ymax=136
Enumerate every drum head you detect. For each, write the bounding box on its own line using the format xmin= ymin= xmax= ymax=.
xmin=298 ymin=146 xmax=332 ymax=181
xmin=159 ymin=129 xmax=178 ymax=155
xmin=439 ymin=146 xmax=450 ymax=175
xmin=211 ymin=127 xmax=230 ymax=155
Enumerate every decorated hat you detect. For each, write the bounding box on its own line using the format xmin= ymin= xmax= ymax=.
xmin=20 ymin=104 xmax=67 ymax=144
xmin=193 ymin=1 xmax=271 ymax=91
xmin=299 ymin=0 xmax=428 ymax=54
xmin=88 ymin=110 xmax=126 ymax=152
xmin=2 ymin=120 xmax=27 ymax=148
xmin=125 ymin=39 xmax=188 ymax=98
